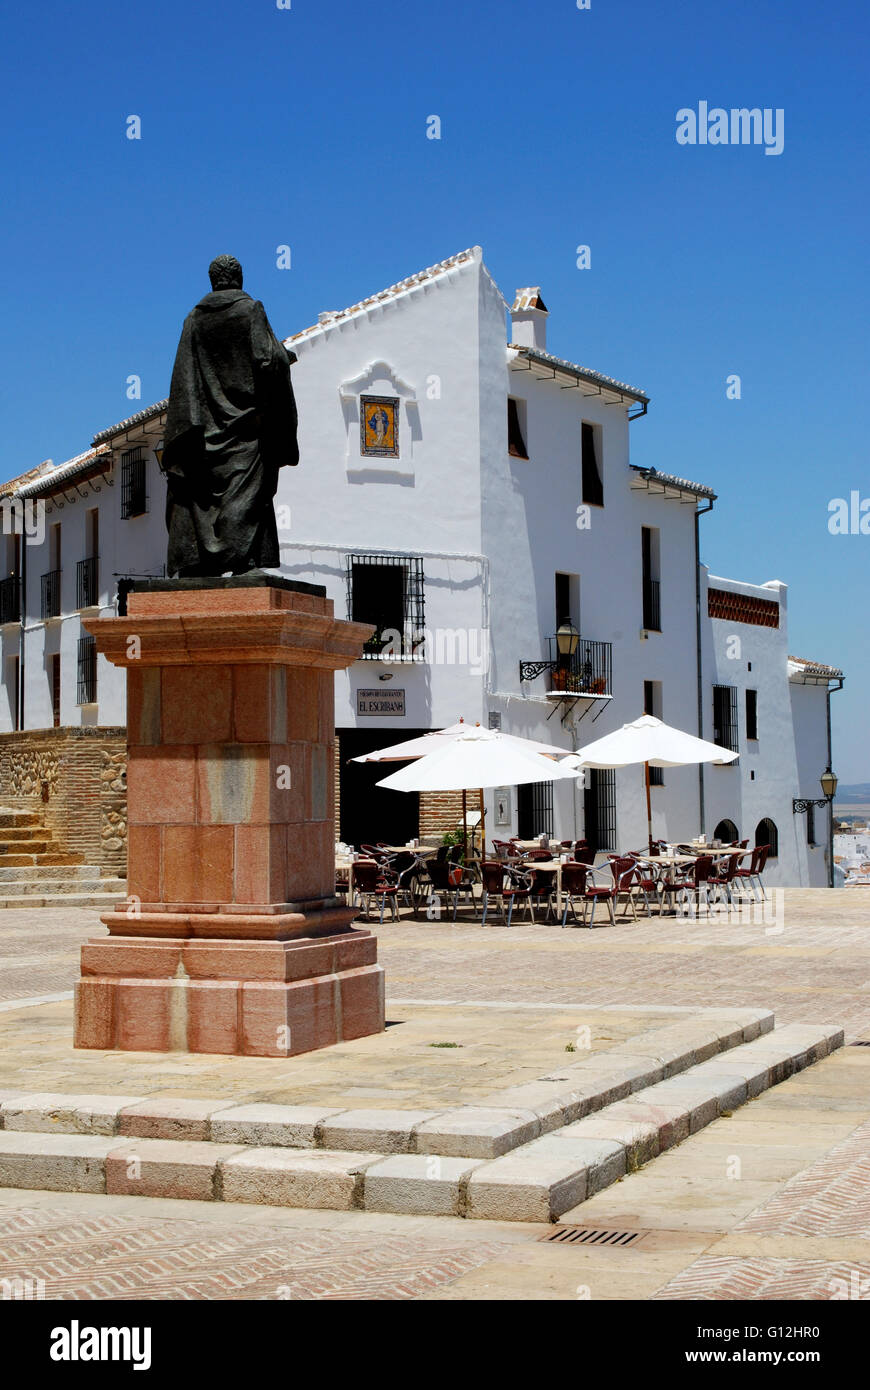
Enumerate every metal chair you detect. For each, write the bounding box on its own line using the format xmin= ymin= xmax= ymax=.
xmin=480 ymin=861 xmax=534 ymax=927
xmin=352 ymin=859 xmax=399 ymax=923
xmin=664 ymin=854 xmax=714 ymax=914
xmin=559 ymin=861 xmax=592 ymax=927
xmin=734 ymin=844 xmax=769 ymax=901
xmin=425 ymin=856 xmax=464 ymax=921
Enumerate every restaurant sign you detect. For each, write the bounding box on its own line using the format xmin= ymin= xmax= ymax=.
xmin=356 ymin=688 xmax=406 ymax=717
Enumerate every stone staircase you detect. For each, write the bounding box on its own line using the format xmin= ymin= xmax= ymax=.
xmin=0 ymin=809 xmax=126 ymax=909
xmin=0 ymin=1011 xmax=844 ymax=1220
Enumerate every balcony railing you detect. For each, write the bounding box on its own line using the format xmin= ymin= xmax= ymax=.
xmin=41 ymin=569 xmax=61 ymax=620
xmin=76 ymin=556 xmax=99 ymax=609
xmin=520 ymin=635 xmax=613 ymax=698
xmin=0 ymin=576 xmax=21 ymax=625
xmin=642 ymin=577 xmax=661 ymax=631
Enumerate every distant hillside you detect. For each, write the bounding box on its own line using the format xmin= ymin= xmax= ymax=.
xmin=836 ymin=784 xmax=870 ymax=801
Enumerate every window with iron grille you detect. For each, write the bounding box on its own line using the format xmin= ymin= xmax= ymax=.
xmin=755 ymin=817 xmax=778 ymax=858
xmin=121 ymin=447 xmax=148 ymax=518
xmin=76 ymin=635 xmax=97 ymax=705
xmin=517 ymin=781 xmax=554 ymax=839
xmin=50 ymin=653 xmax=61 ymax=727
xmin=714 ymin=818 xmax=739 ymax=843
xmin=41 ymin=570 xmax=61 ymax=620
xmin=76 ymin=556 xmax=99 ymax=609
xmin=713 ymin=684 xmax=739 ymax=754
xmin=346 ymin=554 xmax=425 ymax=660
xmin=584 ymin=768 xmax=617 ymax=852
xmin=641 ymin=527 xmax=661 ymax=631
xmin=643 ymin=680 xmax=664 ymax=784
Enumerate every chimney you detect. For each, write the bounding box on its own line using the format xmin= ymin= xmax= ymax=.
xmin=510 ymin=288 xmax=548 ymax=352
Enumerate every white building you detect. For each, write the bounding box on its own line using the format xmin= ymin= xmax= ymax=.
xmin=0 ymin=246 xmax=843 ymax=885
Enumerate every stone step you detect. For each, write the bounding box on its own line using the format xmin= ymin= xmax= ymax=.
xmin=0 ymin=841 xmax=53 ymax=856
xmin=0 ymin=865 xmax=110 ymax=882
xmin=0 ymin=853 xmax=86 ymax=867
xmin=0 ymin=827 xmax=60 ymax=841
xmin=0 ymin=1023 xmax=843 ymax=1219
xmin=0 ymin=811 xmax=40 ymax=828
xmin=0 ymin=1009 xmax=772 ymax=1151
xmin=0 ymin=877 xmax=126 ymax=896
xmin=0 ymin=892 xmax=126 ymax=909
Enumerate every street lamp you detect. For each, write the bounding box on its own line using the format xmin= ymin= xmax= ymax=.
xmin=793 ymin=767 xmax=838 ymax=814
xmin=555 ymin=620 xmax=579 ymax=662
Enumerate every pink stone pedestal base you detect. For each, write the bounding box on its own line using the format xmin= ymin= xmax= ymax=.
xmin=72 ymin=577 xmax=383 ymax=1058
xmin=75 ymin=924 xmax=385 ymax=1057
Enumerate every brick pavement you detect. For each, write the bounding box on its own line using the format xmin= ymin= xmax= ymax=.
xmin=3 ymin=889 xmax=867 ymax=1035
xmin=0 ymin=890 xmax=869 ymax=1300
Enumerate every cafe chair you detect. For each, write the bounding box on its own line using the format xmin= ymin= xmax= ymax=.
xmin=480 ymin=861 xmax=534 ymax=927
xmin=352 ymin=859 xmax=399 ymax=924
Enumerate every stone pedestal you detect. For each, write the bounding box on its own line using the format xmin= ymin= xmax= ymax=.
xmin=74 ymin=576 xmax=383 ymax=1057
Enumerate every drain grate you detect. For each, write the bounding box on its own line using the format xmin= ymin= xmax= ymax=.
xmin=540 ymin=1226 xmax=648 ymax=1247
xmin=849 ymin=1041 xmax=870 ymax=1047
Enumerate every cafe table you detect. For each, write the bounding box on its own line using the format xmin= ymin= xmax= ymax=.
xmin=517 ymin=852 xmax=572 ymax=918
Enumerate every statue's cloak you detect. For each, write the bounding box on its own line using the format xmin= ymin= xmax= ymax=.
xmin=161 ymin=288 xmax=298 ymax=577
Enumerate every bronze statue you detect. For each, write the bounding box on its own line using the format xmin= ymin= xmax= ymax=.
xmin=161 ymin=255 xmax=299 ymax=577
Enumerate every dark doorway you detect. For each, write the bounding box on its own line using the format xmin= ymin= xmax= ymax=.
xmin=338 ymin=728 xmax=426 ymax=849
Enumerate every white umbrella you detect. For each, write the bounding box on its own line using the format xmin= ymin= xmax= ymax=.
xmin=376 ymin=727 xmax=580 ymax=856
xmin=354 ymin=719 xmax=574 ymax=856
xmin=351 ymin=719 xmax=570 ymax=762
xmin=571 ymin=715 xmax=738 ymax=852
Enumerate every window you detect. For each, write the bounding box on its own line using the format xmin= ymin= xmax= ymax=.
xmin=50 ymin=653 xmax=61 ymax=727
xmin=555 ymin=572 xmax=579 ymax=629
xmin=347 ymin=553 xmax=425 ymax=660
xmin=507 ymin=397 xmax=528 ymax=459
xmin=581 ymin=422 xmax=603 ymax=507
xmin=644 ymin=680 xmax=664 ymax=784
xmin=642 ymin=527 xmax=661 ymax=630
xmin=6 ymin=656 xmax=19 ymax=730
xmin=713 ymin=684 xmax=739 ymax=754
xmin=0 ymin=575 xmax=20 ymax=625
xmin=585 ymin=768 xmax=617 ymax=852
xmin=121 ymin=447 xmax=148 ymax=517
xmin=755 ymin=817 xmax=778 ymax=858
xmin=517 ymin=781 xmax=554 ymax=839
xmin=714 ymin=818 xmax=739 ymax=843
xmin=77 ymin=558 xmax=98 ymax=608
xmin=77 ymin=509 xmax=100 ymax=608
xmin=806 ymin=804 xmax=816 ymax=846
xmin=77 ymin=635 xmax=97 ymax=705
xmin=746 ymin=688 xmax=758 ymax=740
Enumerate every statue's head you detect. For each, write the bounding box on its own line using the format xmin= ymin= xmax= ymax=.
xmin=208 ymin=254 xmax=243 ymax=290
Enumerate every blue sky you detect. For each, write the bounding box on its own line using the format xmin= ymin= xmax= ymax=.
xmin=1 ymin=0 xmax=867 ymax=776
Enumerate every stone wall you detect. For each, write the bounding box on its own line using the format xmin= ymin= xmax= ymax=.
xmin=0 ymin=728 xmax=127 ymax=875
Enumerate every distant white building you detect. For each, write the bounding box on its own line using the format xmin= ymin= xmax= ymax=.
xmin=0 ymin=246 xmax=844 ymax=886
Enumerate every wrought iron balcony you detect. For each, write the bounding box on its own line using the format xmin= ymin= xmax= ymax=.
xmin=0 ymin=576 xmax=21 ymax=625
xmin=76 ymin=556 xmax=99 ymax=609
xmin=41 ymin=569 xmax=61 ymax=620
xmin=520 ymin=635 xmax=612 ymax=698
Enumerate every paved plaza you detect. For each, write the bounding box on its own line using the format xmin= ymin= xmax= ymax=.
xmin=0 ymin=888 xmax=868 ymax=1300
